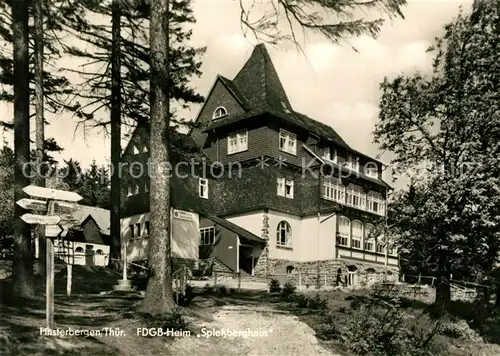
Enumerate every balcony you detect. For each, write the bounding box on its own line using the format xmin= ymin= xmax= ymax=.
xmin=323 ymin=187 xmax=386 ymax=216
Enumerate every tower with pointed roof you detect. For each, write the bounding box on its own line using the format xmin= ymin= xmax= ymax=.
xmin=122 ymin=44 xmax=398 ymax=285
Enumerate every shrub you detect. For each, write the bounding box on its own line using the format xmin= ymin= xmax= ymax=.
xmin=308 ymin=293 xmax=328 ymax=311
xmin=316 ymin=312 xmax=340 ymax=340
xmin=282 ymin=281 xmax=296 ymax=297
xmin=337 ymin=295 xmax=438 ymax=356
xmin=295 ymin=294 xmax=309 ymax=308
xmin=203 ymin=283 xmax=213 ymax=294
xmin=268 ymin=278 xmax=281 ymax=293
xmin=218 ymin=285 xmax=228 ymax=295
xmin=176 ymin=284 xmax=194 ymax=307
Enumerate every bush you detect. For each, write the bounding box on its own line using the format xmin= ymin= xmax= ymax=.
xmin=176 ymin=284 xmax=194 ymax=307
xmin=295 ymin=294 xmax=309 ymax=308
xmin=308 ymin=293 xmax=328 ymax=311
xmin=337 ymin=295 xmax=438 ymax=356
xmin=218 ymin=285 xmax=228 ymax=295
xmin=268 ymin=278 xmax=281 ymax=293
xmin=282 ymin=281 xmax=296 ymax=297
xmin=316 ymin=312 xmax=340 ymax=340
xmin=203 ymin=283 xmax=213 ymax=294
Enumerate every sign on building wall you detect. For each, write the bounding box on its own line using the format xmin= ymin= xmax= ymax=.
xmin=171 ymin=209 xmax=199 ymax=260
xmin=122 ymin=209 xmax=199 ymax=262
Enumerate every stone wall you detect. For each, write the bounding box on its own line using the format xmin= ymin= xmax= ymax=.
xmin=262 ymin=257 xmax=399 ymax=288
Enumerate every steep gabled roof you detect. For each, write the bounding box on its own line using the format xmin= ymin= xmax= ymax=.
xmin=73 ymin=206 xmax=110 ymax=235
xmin=204 ymin=44 xmax=349 ymax=147
xmin=204 ymin=43 xmax=385 ymax=166
xmin=232 ymin=43 xmax=292 ymax=114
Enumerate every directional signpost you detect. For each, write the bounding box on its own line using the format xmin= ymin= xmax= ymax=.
xmin=16 ymin=185 xmax=82 ymax=330
xmin=21 ymin=213 xmax=61 ymax=226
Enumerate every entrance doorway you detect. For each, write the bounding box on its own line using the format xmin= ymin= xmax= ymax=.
xmin=239 ymin=245 xmax=254 ymax=275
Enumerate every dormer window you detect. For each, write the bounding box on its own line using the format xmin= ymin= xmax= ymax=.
xmin=365 ymin=163 xmax=378 ymax=178
xmin=279 ymin=129 xmax=296 ymax=155
xmin=212 ymin=106 xmax=227 ymax=120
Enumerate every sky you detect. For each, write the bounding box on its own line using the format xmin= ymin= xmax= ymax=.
xmin=0 ymin=0 xmax=472 ymax=187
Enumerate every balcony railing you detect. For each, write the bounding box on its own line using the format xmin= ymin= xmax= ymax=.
xmin=323 ymin=191 xmax=386 ymax=216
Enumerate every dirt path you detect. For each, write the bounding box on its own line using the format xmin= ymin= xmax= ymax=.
xmin=169 ymin=305 xmax=338 ymax=356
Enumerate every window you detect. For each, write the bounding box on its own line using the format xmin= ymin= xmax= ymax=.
xmin=367 ymin=191 xmax=385 ymax=216
xmin=346 ymin=155 xmax=359 ymax=172
xmin=337 ymin=216 xmax=350 ymax=246
xmin=346 ymin=184 xmax=366 ymax=210
xmin=286 ymin=265 xmax=295 ymax=274
xmin=364 ymin=163 xmax=378 ymax=178
xmin=377 ymin=234 xmax=385 ymax=253
xmin=200 ymin=227 xmax=215 ymax=245
xmin=277 ymin=177 xmax=294 ymax=198
xmin=130 ymin=223 xmax=141 ymax=239
xmin=227 ymin=131 xmax=248 ymax=154
xmin=145 ymin=221 xmax=150 ymax=236
xmin=387 ymin=239 xmax=397 ymax=255
xmin=134 ymin=181 xmax=140 ymax=195
xmin=364 ymin=223 xmax=375 ymax=251
xmin=142 ymin=143 xmax=148 ymax=153
xmin=96 ymin=249 xmax=103 ymax=255
xmin=127 ymin=183 xmax=133 ymax=197
xmin=144 ymin=180 xmax=149 ymax=192
xmin=351 ymin=220 xmax=362 ymax=249
xmin=322 ymin=147 xmax=337 ymax=162
xmin=199 ymin=178 xmax=208 ymax=199
xmin=212 ymin=106 xmax=227 ymax=119
xmin=276 ymin=221 xmax=292 ymax=248
xmin=279 ymin=129 xmax=296 ymax=155
xmin=75 ymin=247 xmax=83 ymax=253
xmin=323 ymin=177 xmax=345 ymax=203
xmin=133 ymin=145 xmax=139 ymax=155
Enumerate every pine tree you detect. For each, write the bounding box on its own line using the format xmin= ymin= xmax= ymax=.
xmin=11 ymin=0 xmax=34 ymax=299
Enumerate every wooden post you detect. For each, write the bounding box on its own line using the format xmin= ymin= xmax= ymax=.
xmin=46 ymin=200 xmax=55 ymax=329
xmin=123 ymin=241 xmax=127 ymax=281
xmin=66 ymin=264 xmax=72 ymax=296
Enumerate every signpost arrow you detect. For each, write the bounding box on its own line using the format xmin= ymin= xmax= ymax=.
xmin=22 ymin=185 xmax=83 ymax=202
xmin=21 ymin=213 xmax=60 ymax=225
xmin=16 ymin=198 xmax=46 ymax=212
xmin=16 ymin=198 xmax=76 ymax=214
xmin=46 ymin=224 xmax=68 ymax=238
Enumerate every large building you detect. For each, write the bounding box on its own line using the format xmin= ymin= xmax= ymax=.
xmin=120 ymin=44 xmax=398 ymax=285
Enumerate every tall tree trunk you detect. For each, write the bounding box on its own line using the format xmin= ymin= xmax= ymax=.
xmin=109 ymin=0 xmax=122 ymax=270
xmin=11 ymin=0 xmax=35 ymax=299
xmin=434 ymin=274 xmax=451 ymax=310
xmin=140 ymin=0 xmax=174 ymax=313
xmin=34 ymin=0 xmax=46 ymax=280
